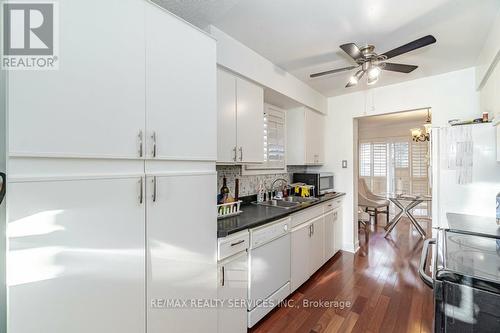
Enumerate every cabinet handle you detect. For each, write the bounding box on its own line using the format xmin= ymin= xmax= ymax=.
xmin=138 ymin=131 xmax=143 ymax=157
xmin=233 ymin=146 xmax=237 ymax=162
xmin=152 ymin=176 xmax=157 ymax=202
xmin=309 ymin=224 xmax=312 ymax=237
xmin=151 ymin=132 xmax=157 ymax=158
xmin=139 ymin=177 xmax=144 ymax=204
xmin=221 ymin=266 xmax=225 ymax=286
xmin=239 ymin=147 xmax=243 ymax=161
xmin=230 ymin=240 xmax=244 ymax=247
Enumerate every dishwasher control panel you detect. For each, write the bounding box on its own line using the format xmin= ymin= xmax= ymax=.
xmin=250 ymin=217 xmax=291 ymax=248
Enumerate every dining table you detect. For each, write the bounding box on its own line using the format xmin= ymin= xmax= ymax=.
xmin=383 ymin=193 xmax=432 ymax=239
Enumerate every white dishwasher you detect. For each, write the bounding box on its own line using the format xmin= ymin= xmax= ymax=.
xmin=248 ymin=217 xmax=291 ymax=328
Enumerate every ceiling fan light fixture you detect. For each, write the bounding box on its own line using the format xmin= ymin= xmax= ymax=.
xmin=347 ymin=69 xmax=364 ymax=87
xmin=367 ymin=74 xmax=379 ymax=85
xmin=367 ymin=65 xmax=381 ymax=79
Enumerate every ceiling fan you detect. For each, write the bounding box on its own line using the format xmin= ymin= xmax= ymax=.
xmin=310 ymin=35 xmax=436 ymax=87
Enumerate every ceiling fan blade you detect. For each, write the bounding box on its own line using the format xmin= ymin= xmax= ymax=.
xmin=383 ymin=63 xmax=418 ymax=73
xmin=382 ymin=35 xmax=436 ymax=60
xmin=310 ymin=65 xmax=357 ymax=78
xmin=340 ymin=43 xmax=363 ymax=61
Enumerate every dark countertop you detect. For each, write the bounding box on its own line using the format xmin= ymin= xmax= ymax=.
xmin=217 ymin=192 xmax=346 ymax=238
xmin=446 ymin=212 xmax=500 ymax=239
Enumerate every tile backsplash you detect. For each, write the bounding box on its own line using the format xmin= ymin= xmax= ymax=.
xmin=216 ymin=165 xmax=307 ymax=197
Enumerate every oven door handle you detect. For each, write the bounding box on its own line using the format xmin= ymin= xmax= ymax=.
xmin=0 ymin=172 xmax=5 ymax=206
xmin=419 ymin=238 xmax=436 ymax=289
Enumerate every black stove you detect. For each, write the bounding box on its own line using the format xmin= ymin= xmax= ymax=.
xmin=419 ymin=213 xmax=500 ymax=332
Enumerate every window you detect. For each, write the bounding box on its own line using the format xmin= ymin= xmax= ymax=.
xmin=373 ymin=143 xmax=387 ymax=177
xmin=359 ymin=143 xmax=371 ymax=177
xmin=412 ymin=141 xmax=428 ymax=178
xmin=244 ymin=105 xmax=286 ymax=174
xmin=393 ymin=142 xmax=409 ymax=168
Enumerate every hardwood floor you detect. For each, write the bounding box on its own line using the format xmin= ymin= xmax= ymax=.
xmin=249 ymin=218 xmax=434 ymax=333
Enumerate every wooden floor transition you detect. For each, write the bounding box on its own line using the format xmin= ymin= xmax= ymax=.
xmin=249 ymin=217 xmax=434 ymax=333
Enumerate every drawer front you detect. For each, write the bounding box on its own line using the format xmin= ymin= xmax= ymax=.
xmin=323 ymin=198 xmax=343 ymax=213
xmin=218 ymin=231 xmax=249 ymax=261
xmin=291 ymin=205 xmax=324 ymax=228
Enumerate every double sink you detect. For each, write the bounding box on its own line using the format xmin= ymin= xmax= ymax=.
xmin=254 ymin=196 xmax=319 ymax=209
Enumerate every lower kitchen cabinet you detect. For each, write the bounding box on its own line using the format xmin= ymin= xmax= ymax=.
xmin=8 ymin=177 xmax=146 ymax=333
xmin=217 ymin=251 xmax=248 ymax=333
xmin=290 ymin=222 xmax=311 ymax=292
xmin=291 ymin=215 xmax=325 ymax=292
xmin=309 ymin=215 xmax=325 ymax=273
xmin=324 ymin=206 xmax=342 ymax=261
xmin=291 ymin=198 xmax=344 ymax=293
xmin=147 ymin=172 xmax=217 ymax=333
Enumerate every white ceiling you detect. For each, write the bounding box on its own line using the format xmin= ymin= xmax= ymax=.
xmin=154 ymin=0 xmax=500 ymax=97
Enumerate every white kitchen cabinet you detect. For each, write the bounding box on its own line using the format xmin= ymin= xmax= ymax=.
xmin=324 ymin=210 xmax=335 ymax=262
xmin=309 ymin=215 xmax=325 ymax=273
xmin=217 ymin=252 xmax=248 ymax=333
xmin=217 ymin=68 xmax=264 ymax=164
xmin=146 ymin=171 xmax=217 ymax=333
xmin=286 ymin=107 xmax=325 ymax=165
xmin=290 ymin=222 xmax=311 ymax=292
xmin=8 ymin=0 xmax=146 ymax=159
xmin=333 ymin=207 xmax=343 ymax=254
xmin=236 ymin=77 xmax=265 ymax=163
xmin=8 ymin=177 xmax=146 ymax=333
xmin=217 ymin=70 xmax=238 ymax=163
xmin=145 ymin=2 xmax=216 ymax=161
xmin=290 ymin=214 xmax=325 ymax=292
xmin=324 ymin=207 xmax=343 ymax=261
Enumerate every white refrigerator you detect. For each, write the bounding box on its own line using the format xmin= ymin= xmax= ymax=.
xmin=432 ymin=122 xmax=500 ymax=228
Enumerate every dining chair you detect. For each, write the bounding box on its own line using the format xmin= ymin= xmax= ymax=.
xmin=358 ymin=178 xmax=389 ymax=224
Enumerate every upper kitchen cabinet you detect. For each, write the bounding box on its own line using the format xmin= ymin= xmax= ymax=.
xmin=287 ymin=107 xmax=325 ymax=165
xmin=145 ymin=2 xmax=216 ymax=161
xmin=8 ymin=0 xmax=146 ymax=159
xmin=217 ymin=68 xmax=264 ymax=164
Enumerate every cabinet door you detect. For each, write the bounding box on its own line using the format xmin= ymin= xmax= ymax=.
xmin=218 ymin=252 xmax=248 ymax=333
xmin=324 ymin=211 xmax=335 ymax=261
xmin=8 ymin=177 xmax=146 ymax=333
xmin=147 ymin=172 xmax=217 ymax=333
xmin=236 ymin=77 xmax=264 ymax=163
xmin=305 ymin=109 xmax=325 ymax=164
xmin=217 ymin=70 xmax=237 ymax=163
xmin=8 ymin=0 xmax=145 ymax=158
xmin=309 ymin=216 xmax=325 ymax=274
xmin=291 ymin=222 xmax=311 ymax=292
xmin=334 ymin=208 xmax=343 ymax=254
xmin=145 ymin=3 xmax=216 ymax=161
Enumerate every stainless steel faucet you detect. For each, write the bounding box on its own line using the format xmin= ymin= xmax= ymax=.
xmin=270 ymin=178 xmax=288 ymax=199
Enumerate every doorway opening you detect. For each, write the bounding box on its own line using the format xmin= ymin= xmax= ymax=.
xmin=354 ymin=108 xmax=432 ymax=241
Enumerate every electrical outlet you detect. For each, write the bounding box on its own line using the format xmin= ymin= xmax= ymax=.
xmin=342 ymin=160 xmax=347 ymax=168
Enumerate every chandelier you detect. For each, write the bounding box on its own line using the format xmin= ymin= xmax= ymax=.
xmin=411 ymin=109 xmax=431 ymax=142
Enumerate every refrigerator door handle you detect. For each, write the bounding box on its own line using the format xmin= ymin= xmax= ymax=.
xmin=419 ymin=238 xmax=436 ymax=289
xmin=0 ymin=172 xmax=5 ymax=205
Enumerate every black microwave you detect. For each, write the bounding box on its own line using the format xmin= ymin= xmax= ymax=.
xmin=292 ymin=172 xmax=335 ymax=197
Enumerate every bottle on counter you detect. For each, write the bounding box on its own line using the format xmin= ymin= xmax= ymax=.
xmin=220 ymin=176 xmax=230 ymax=203
xmin=235 ymin=178 xmax=239 ymax=201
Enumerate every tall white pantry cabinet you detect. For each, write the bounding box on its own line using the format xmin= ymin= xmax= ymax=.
xmin=5 ymin=1 xmax=217 ymax=333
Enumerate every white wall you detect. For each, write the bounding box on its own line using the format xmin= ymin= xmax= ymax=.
xmin=476 ymin=10 xmax=500 ymax=90
xmin=358 ymin=121 xmax=424 ymax=140
xmin=323 ymin=68 xmax=479 ymax=252
xmin=208 ymin=25 xmax=327 ymax=114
